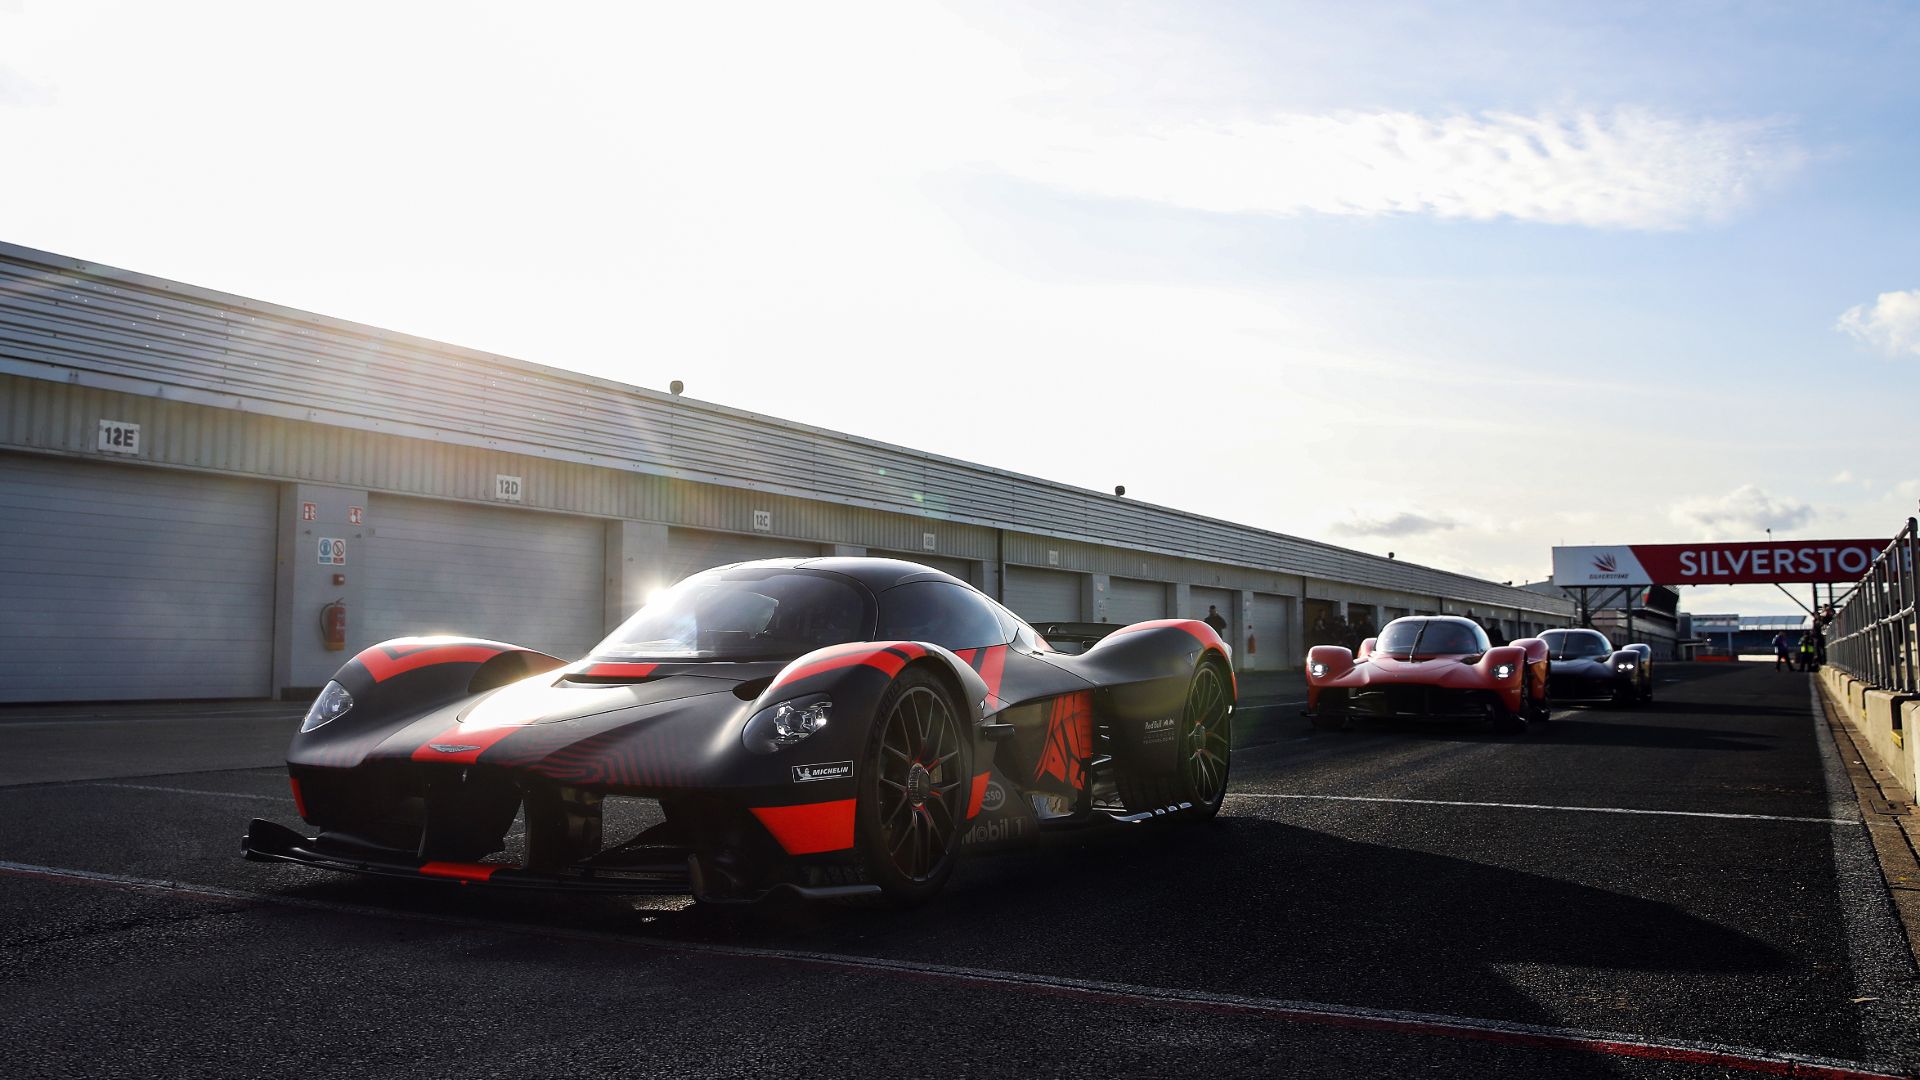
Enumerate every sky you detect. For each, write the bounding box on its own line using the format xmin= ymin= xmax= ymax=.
xmin=2 ymin=1 xmax=1916 ymax=616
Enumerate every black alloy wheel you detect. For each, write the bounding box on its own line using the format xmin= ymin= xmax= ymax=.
xmin=1119 ymin=659 xmax=1233 ymax=820
xmin=853 ymin=667 xmax=968 ymax=904
xmin=1181 ymin=661 xmax=1233 ymax=816
xmin=1524 ymin=667 xmax=1551 ymax=723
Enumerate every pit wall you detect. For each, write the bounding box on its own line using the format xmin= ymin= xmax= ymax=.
xmin=1819 ymin=667 xmax=1918 ymax=798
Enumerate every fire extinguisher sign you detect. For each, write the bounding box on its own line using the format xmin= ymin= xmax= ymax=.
xmin=317 ymin=538 xmax=347 ymax=565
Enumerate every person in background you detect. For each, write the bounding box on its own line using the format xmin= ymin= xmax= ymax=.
xmin=1203 ymin=604 xmax=1228 ymax=637
xmin=1797 ymin=634 xmax=1817 ymax=672
xmin=1772 ymin=631 xmax=1792 ymax=671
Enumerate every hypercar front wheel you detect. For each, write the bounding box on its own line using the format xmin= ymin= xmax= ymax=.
xmin=851 ymin=666 xmax=969 ymax=906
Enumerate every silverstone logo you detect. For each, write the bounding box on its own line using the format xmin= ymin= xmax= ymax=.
xmin=1589 ymin=553 xmax=1628 ymax=580
xmin=791 ymin=760 xmax=853 ymax=783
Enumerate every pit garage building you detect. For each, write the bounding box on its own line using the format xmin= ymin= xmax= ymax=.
xmin=0 ymin=242 xmax=1574 ymax=702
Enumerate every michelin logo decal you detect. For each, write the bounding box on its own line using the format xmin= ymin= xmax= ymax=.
xmin=792 ymin=761 xmax=854 ymax=783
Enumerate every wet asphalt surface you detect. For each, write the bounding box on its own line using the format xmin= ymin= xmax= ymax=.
xmin=1 ymin=664 xmax=1915 ymax=1079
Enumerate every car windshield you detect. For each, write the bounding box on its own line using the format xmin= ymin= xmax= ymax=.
xmin=1542 ymin=630 xmax=1612 ymax=659
xmin=1375 ymin=619 xmax=1487 ymax=657
xmin=592 ymin=569 xmax=873 ymax=661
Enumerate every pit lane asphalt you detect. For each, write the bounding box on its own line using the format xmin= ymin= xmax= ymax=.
xmin=1 ymin=665 xmax=1914 ymax=1079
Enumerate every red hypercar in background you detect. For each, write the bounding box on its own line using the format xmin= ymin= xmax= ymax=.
xmin=1304 ymin=616 xmax=1550 ymax=732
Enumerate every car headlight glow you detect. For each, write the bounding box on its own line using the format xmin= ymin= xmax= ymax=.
xmin=1309 ymin=661 xmax=1328 ymax=678
xmin=301 ymin=680 xmax=353 ymax=733
xmin=1493 ymin=663 xmax=1514 ymax=680
xmin=1616 ymin=661 xmax=1636 ymax=672
xmin=743 ymin=694 xmax=831 ymax=753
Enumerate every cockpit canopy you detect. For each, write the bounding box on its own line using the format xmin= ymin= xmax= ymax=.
xmin=1375 ymin=617 xmax=1490 ymax=658
xmin=1540 ymin=629 xmax=1613 ymax=660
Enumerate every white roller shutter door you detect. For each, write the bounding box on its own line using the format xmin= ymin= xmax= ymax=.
xmin=1190 ymin=586 xmax=1236 ymax=630
xmin=1107 ymin=577 xmax=1167 ymax=626
xmin=1249 ymin=593 xmax=1293 ymax=671
xmin=665 ymin=529 xmax=823 ymax=585
xmin=1003 ymin=566 xmax=1082 ymax=623
xmin=0 ymin=454 xmax=276 ymax=701
xmin=365 ymin=496 xmax=606 ymax=661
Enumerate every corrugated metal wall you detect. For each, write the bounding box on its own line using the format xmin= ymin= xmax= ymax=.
xmin=0 ymin=241 xmax=1572 ymax=620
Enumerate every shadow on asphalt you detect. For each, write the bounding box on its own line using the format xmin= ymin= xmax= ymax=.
xmin=274 ymin=811 xmax=1792 ymax=1079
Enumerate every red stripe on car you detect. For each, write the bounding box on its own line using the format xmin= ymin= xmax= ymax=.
xmin=288 ymin=777 xmax=308 ymax=821
xmin=357 ymin=642 xmax=504 ymax=682
xmin=775 ymin=643 xmax=927 ymax=690
xmin=418 ymin=861 xmax=500 ymax=883
xmin=976 ymin=645 xmax=1006 ymax=699
xmin=408 ymin=724 xmax=521 ymax=764
xmin=750 ymin=800 xmax=857 ymax=855
xmin=966 ymin=772 xmax=990 ymax=818
xmin=576 ymin=662 xmax=659 ymax=679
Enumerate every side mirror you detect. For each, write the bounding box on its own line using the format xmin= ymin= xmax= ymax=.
xmin=1357 ymin=637 xmax=1378 ymax=660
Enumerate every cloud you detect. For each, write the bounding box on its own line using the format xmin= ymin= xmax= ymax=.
xmin=1837 ymin=289 xmax=1920 ymax=357
xmin=1671 ymin=485 xmax=1813 ymax=534
xmin=1331 ymin=510 xmax=1462 ymax=538
xmin=1001 ymin=107 xmax=1801 ymax=230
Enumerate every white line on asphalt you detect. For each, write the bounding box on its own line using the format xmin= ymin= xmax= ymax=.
xmin=82 ymin=782 xmax=284 ymax=803
xmin=1236 ymin=700 xmax=1306 ymax=712
xmin=1227 ymin=791 xmax=1862 ymax=826
xmin=0 ymin=858 xmax=1903 ymax=1080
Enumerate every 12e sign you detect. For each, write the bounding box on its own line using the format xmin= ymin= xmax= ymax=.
xmin=96 ymin=419 xmax=141 ymax=455
xmin=494 ymin=474 xmax=524 ymax=503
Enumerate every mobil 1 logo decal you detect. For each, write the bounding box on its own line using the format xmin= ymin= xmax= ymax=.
xmin=792 ymin=761 xmax=853 ymax=783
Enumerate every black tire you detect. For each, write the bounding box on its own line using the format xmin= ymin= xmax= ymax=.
xmin=849 ymin=666 xmax=969 ymax=906
xmin=1118 ymin=659 xmax=1233 ymax=821
xmin=1523 ymin=668 xmax=1551 ymax=723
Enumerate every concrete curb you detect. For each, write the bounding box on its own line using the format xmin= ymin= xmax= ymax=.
xmin=1814 ymin=676 xmax=1920 ymax=968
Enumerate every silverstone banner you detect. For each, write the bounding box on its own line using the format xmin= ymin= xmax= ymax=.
xmin=1551 ymin=540 xmax=1888 ymax=587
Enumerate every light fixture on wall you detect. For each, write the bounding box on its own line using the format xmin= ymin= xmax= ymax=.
xmin=669 ymin=380 xmax=685 ymax=395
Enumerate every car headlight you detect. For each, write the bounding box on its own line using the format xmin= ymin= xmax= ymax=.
xmin=1309 ymin=661 xmax=1328 ymax=678
xmin=1493 ymin=663 xmax=1514 ymax=680
xmin=743 ymin=694 xmax=831 ymax=754
xmin=1615 ymin=661 xmax=1636 ymax=673
xmin=301 ymin=681 xmax=353 ymax=733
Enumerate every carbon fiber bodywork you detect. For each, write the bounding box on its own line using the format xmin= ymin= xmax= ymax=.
xmin=244 ymin=558 xmax=1235 ymax=903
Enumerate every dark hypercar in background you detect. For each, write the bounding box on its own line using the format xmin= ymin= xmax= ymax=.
xmin=1304 ymin=615 xmax=1550 ymax=732
xmin=244 ymin=558 xmax=1235 ymax=906
xmin=1540 ymin=628 xmax=1652 ymax=705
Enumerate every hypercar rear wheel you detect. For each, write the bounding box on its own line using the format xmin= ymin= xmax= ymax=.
xmin=1118 ymin=658 xmax=1232 ymax=821
xmin=851 ymin=666 xmax=969 ymax=906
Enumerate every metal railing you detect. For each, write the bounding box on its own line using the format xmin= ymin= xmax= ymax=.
xmin=1826 ymin=517 xmax=1918 ymax=695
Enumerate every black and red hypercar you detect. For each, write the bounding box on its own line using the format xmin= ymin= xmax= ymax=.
xmin=244 ymin=558 xmax=1235 ymax=905
xmin=1303 ymin=615 xmax=1550 ymax=732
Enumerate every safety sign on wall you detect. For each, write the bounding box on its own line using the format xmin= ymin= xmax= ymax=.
xmin=317 ymin=538 xmax=346 ymax=565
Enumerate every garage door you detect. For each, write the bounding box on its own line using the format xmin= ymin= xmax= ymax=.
xmin=0 ymin=454 xmax=276 ymax=701
xmin=1107 ymin=577 xmax=1167 ymax=626
xmin=1190 ymin=586 xmax=1235 ymax=629
xmin=1004 ymin=566 xmax=1081 ymax=623
xmin=870 ymin=550 xmax=975 ymax=584
xmin=1249 ymin=593 xmax=1293 ymax=671
xmin=665 ymin=529 xmax=824 ymax=586
xmin=365 ymin=496 xmax=606 ymax=660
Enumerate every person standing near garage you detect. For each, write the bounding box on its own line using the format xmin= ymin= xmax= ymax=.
xmin=1798 ymin=634 xmax=1817 ymax=672
xmin=1772 ymin=632 xmax=1792 ymax=671
xmin=1203 ymin=604 xmax=1228 ymax=637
